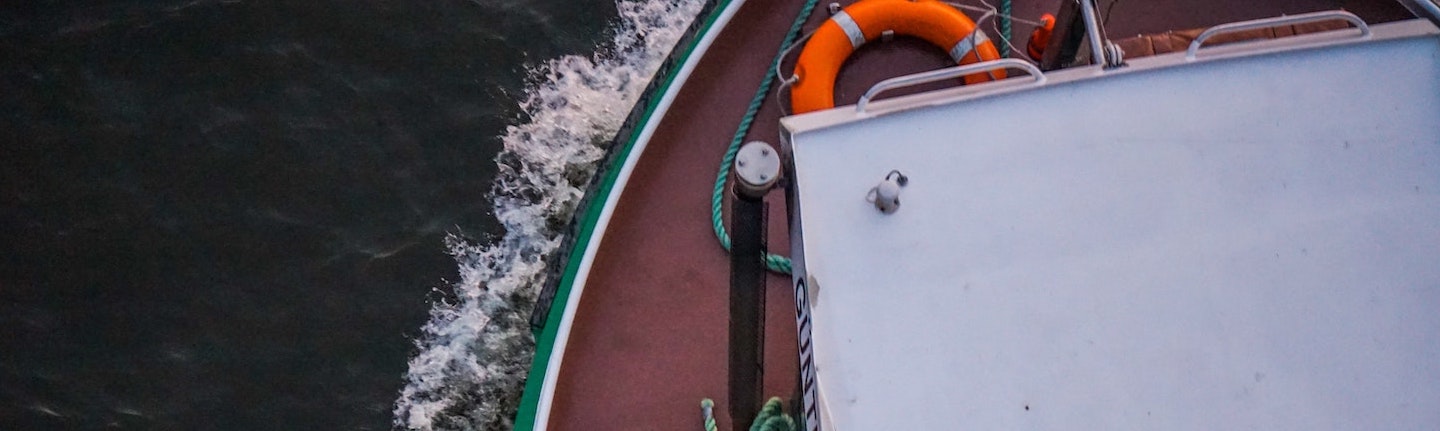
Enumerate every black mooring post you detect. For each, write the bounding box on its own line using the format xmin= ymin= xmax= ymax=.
xmin=728 ymin=141 xmax=780 ymax=431
xmin=1040 ymin=0 xmax=1087 ymax=71
xmin=729 ymin=189 xmax=765 ymax=431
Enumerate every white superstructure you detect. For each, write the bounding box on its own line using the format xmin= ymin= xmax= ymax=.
xmin=783 ymin=17 xmax=1440 ymax=430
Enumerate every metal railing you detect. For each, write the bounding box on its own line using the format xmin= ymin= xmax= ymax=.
xmin=856 ymin=58 xmax=1044 ymax=114
xmin=1186 ymin=11 xmax=1372 ymax=60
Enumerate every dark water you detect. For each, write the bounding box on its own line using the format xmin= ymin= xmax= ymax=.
xmin=1 ymin=0 xmax=614 ymax=428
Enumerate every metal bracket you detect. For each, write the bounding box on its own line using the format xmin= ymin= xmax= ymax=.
xmin=1077 ymin=0 xmax=1122 ymax=68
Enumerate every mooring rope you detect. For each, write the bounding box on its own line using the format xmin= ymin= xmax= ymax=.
xmin=709 ymin=0 xmax=821 ymax=275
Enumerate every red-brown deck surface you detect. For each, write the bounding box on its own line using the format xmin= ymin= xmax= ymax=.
xmin=543 ymin=0 xmax=1414 ymax=429
xmin=546 ymin=3 xmax=808 ymax=429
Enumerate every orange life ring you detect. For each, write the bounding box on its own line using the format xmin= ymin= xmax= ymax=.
xmin=790 ymin=0 xmax=1005 ymax=114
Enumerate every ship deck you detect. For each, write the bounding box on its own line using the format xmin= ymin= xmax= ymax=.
xmin=532 ymin=0 xmax=1419 ymax=429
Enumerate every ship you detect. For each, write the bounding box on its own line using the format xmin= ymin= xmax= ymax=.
xmin=511 ymin=0 xmax=1440 ymax=429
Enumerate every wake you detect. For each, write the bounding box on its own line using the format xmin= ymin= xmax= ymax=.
xmin=393 ymin=0 xmax=703 ymax=429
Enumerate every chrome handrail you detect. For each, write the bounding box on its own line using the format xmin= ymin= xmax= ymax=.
xmin=856 ymin=59 xmax=1045 ymax=114
xmin=1185 ymin=11 xmax=1372 ymax=60
xmin=1408 ymin=0 xmax=1440 ymax=23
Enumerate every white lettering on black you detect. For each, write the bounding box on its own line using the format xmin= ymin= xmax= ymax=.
xmin=794 ymin=276 xmax=820 ymax=430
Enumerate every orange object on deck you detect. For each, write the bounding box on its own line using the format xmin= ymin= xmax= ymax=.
xmin=789 ymin=0 xmax=1004 ymax=114
xmin=1027 ymin=13 xmax=1056 ymax=61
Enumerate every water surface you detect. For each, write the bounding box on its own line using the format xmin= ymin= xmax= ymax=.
xmin=1 ymin=0 xmax=620 ymax=428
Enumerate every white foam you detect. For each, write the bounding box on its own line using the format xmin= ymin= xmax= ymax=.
xmin=393 ymin=0 xmax=703 ymax=429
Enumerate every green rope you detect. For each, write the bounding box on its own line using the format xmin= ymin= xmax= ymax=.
xmin=701 ymin=399 xmax=717 ymax=431
xmin=750 ymin=397 xmax=797 ymax=431
xmin=999 ymin=0 xmax=1012 ymax=57
xmin=699 ymin=397 xmax=796 ymax=431
xmin=710 ymin=0 xmax=820 ymax=275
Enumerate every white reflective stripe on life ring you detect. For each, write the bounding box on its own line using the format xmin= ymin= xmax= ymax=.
xmin=949 ymin=30 xmax=990 ymax=62
xmin=831 ymin=10 xmax=867 ymax=49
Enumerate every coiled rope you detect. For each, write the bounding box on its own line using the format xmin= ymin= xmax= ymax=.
xmin=700 ymin=397 xmax=797 ymax=431
xmin=710 ymin=0 xmax=821 ymax=275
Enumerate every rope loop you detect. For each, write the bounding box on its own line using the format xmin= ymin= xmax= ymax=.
xmin=711 ymin=0 xmax=821 ymax=275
